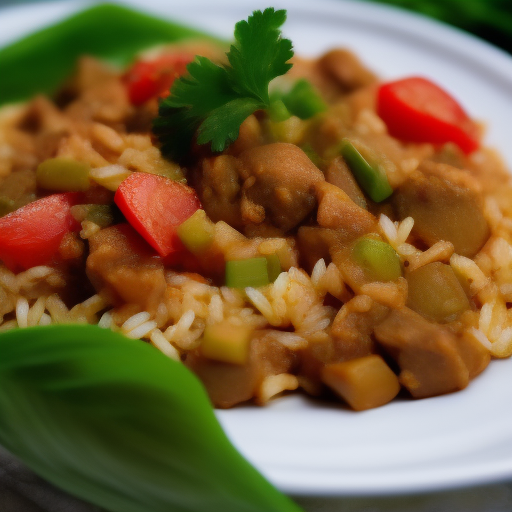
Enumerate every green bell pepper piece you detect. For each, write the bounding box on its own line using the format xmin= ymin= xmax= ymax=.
xmin=341 ymin=139 xmax=393 ymax=202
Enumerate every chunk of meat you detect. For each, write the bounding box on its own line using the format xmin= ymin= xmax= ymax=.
xmin=392 ymin=167 xmax=489 ymax=257
xmin=374 ymin=307 xmax=490 ymax=398
xmin=197 ymin=155 xmax=242 ymax=228
xmin=318 ymin=49 xmax=378 ymax=92
xmin=325 ymin=157 xmax=367 ymax=209
xmin=300 ymin=298 xmax=388 ymax=395
xmin=315 ymin=181 xmax=376 ymax=232
xmin=86 ymin=223 xmax=166 ymax=312
xmin=185 ymin=330 xmax=298 ymax=408
xmin=238 ymin=143 xmax=324 ymax=231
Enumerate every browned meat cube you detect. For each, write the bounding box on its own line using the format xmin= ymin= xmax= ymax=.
xmin=374 ymin=307 xmax=490 ymax=398
xmin=238 ymin=143 xmax=324 ymax=231
xmin=393 ymin=168 xmax=489 ymax=257
xmin=185 ymin=330 xmax=298 ymax=408
xmin=86 ymin=223 xmax=166 ymax=313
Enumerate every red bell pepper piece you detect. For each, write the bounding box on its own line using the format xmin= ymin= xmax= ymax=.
xmin=114 ymin=173 xmax=201 ymax=258
xmin=377 ymin=76 xmax=480 ymax=154
xmin=0 ymin=193 xmax=80 ymax=273
xmin=124 ymin=52 xmax=193 ymax=106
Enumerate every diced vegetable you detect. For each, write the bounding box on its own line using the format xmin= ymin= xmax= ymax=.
xmin=340 ymin=139 xmax=393 ymax=202
xmin=0 ymin=197 xmax=15 ymax=217
xmin=352 ymin=236 xmax=402 ymax=282
xmin=89 ymin=165 xmax=132 ymax=192
xmin=36 ymin=158 xmax=90 ymax=192
xmin=406 ymin=261 xmax=470 ymax=322
xmin=114 ymin=172 xmax=201 ymax=258
xmin=124 ymin=52 xmax=193 ymax=105
xmin=0 ymin=193 xmax=79 ymax=272
xmin=86 ymin=204 xmax=116 ymax=228
xmin=201 ymin=320 xmax=253 ymax=364
xmin=322 ymin=355 xmax=400 ymax=411
xmin=377 ymin=76 xmax=479 ymax=154
xmin=281 ymin=79 xmax=327 ymax=120
xmin=225 ymin=258 xmax=270 ymax=289
xmin=176 ymin=209 xmax=215 ymax=255
xmin=267 ymin=98 xmax=291 ymax=122
xmin=266 ymin=254 xmax=282 ymax=282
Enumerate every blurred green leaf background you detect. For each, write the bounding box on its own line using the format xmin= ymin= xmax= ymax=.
xmin=0 ymin=0 xmax=511 ymax=56
xmin=365 ymin=0 xmax=512 ymax=55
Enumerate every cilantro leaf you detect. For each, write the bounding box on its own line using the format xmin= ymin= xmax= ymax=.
xmin=197 ymin=97 xmax=262 ymax=152
xmin=154 ymin=8 xmax=293 ymax=161
xmin=228 ymin=8 xmax=293 ymax=104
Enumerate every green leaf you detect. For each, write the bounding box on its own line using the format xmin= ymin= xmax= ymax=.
xmin=0 ymin=325 xmax=303 ymax=512
xmin=197 ymin=97 xmax=263 ymax=151
xmin=0 ymin=3 xmax=225 ymax=106
xmin=165 ymin=57 xmax=237 ymax=118
xmin=228 ymin=8 xmax=293 ymax=104
xmin=155 ymin=8 xmax=294 ymax=161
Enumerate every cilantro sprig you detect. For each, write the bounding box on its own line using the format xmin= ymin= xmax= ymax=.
xmin=153 ymin=8 xmax=293 ymax=160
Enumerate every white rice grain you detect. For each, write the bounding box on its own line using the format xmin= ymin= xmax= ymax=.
xmin=379 ymin=214 xmax=398 ymax=246
xmin=98 ymin=311 xmax=113 ymax=329
xmin=27 ymin=296 xmax=47 ymax=327
xmin=257 ymin=373 xmax=299 ymax=404
xmin=15 ymin=297 xmax=29 ymax=328
xmin=311 ymin=259 xmax=327 ymax=287
xmin=396 ymin=217 xmax=414 ymax=245
xmin=126 ymin=320 xmax=157 ymax=339
xmin=150 ymin=328 xmax=180 ymax=360
xmin=122 ymin=311 xmax=151 ymax=332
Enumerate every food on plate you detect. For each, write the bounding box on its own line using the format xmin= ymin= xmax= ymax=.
xmin=1 ymin=7 xmax=511 ymax=412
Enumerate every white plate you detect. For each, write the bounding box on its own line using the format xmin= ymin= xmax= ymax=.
xmin=2 ymin=0 xmax=512 ymax=498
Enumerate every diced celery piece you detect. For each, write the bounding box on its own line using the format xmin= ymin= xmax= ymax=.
xmin=340 ymin=139 xmax=393 ymax=202
xmin=266 ymin=253 xmax=281 ymax=282
xmin=36 ymin=157 xmax=90 ymax=192
xmin=225 ymin=257 xmax=269 ymax=289
xmin=352 ymin=236 xmax=402 ymax=282
xmin=177 ymin=209 xmax=214 ymax=255
xmin=282 ymin=79 xmax=327 ymax=119
xmin=202 ymin=320 xmax=252 ymax=365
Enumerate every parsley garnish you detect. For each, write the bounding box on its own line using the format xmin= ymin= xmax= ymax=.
xmin=153 ymin=8 xmax=293 ymax=160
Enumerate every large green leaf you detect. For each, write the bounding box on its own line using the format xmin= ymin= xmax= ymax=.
xmin=0 ymin=3 xmax=225 ymax=106
xmin=0 ymin=325 xmax=303 ymax=512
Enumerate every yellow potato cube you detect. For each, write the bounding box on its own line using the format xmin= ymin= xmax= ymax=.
xmin=201 ymin=321 xmax=252 ymax=365
xmin=322 ymin=355 xmax=400 ymax=411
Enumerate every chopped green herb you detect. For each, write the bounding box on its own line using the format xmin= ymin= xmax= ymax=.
xmin=154 ymin=8 xmax=293 ymax=160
